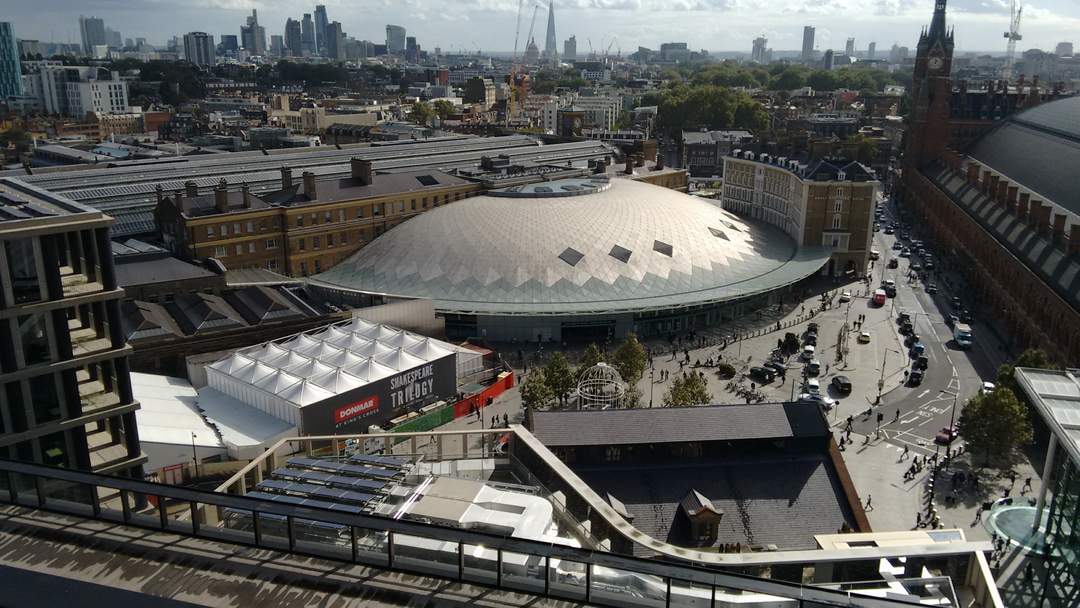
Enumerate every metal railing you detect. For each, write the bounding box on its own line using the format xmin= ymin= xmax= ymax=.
xmin=0 ymin=457 xmax=927 ymax=608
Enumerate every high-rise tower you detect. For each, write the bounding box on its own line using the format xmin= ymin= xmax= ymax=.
xmin=314 ymin=5 xmax=329 ymax=56
xmin=543 ymin=1 xmax=558 ymax=65
xmin=801 ymin=26 xmax=815 ymax=62
xmin=905 ymin=0 xmax=954 ymax=170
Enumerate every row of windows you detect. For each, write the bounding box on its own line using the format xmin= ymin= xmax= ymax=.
xmin=295 ymin=231 xmax=348 ymax=252
xmin=212 ymin=238 xmax=277 ymax=258
xmin=206 ymin=218 xmax=279 ymax=239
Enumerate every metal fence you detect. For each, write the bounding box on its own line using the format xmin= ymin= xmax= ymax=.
xmin=0 ymin=457 xmax=927 ymax=608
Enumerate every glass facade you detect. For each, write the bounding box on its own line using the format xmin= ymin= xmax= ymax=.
xmin=1040 ymin=457 xmax=1080 ymax=606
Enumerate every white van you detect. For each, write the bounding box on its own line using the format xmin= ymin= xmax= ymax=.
xmin=803 ymin=378 xmax=821 ymax=394
xmin=801 ymin=344 xmax=816 ymax=360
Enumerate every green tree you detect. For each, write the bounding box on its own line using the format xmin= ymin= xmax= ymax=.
xmin=959 ymin=388 xmax=1034 ymax=468
xmin=612 ymin=333 xmax=647 ymax=386
xmin=996 ymin=348 xmax=1056 ymax=397
xmin=544 ymin=352 xmax=576 ymax=405
xmin=520 ymin=368 xmax=554 ymax=410
xmin=577 ymin=343 xmax=605 ymax=380
xmin=409 ymin=101 xmax=435 ymax=126
xmin=432 ymin=99 xmax=456 ymax=119
xmin=663 ymin=371 xmax=713 ymax=407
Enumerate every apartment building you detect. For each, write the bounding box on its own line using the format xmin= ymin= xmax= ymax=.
xmin=21 ymin=66 xmax=129 ymax=117
xmin=0 ymin=178 xmax=145 ymax=479
xmin=571 ymin=95 xmax=622 ymax=130
xmin=722 ymin=152 xmax=878 ymax=277
xmin=155 ymin=159 xmax=480 ymax=277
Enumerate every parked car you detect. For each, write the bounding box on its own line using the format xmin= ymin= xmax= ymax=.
xmin=807 ymin=322 xmax=819 ymax=333
xmin=764 ymin=361 xmax=787 ymax=376
xmin=798 ymin=393 xmax=836 ymax=410
xmin=951 ymin=296 xmax=962 ymax=309
xmin=839 ymin=290 xmax=852 ymax=303
xmin=858 ymin=331 xmax=872 ymax=343
xmin=801 ymin=345 xmax=816 ymax=360
xmin=926 ymin=283 xmax=938 ymax=294
xmin=900 ymin=321 xmax=914 ymax=335
xmin=908 ymin=369 xmax=924 ymax=386
xmin=805 ymin=359 xmax=821 ymax=376
xmin=946 ymin=314 xmax=959 ymax=328
xmin=900 ymin=248 xmax=911 ymax=258
xmin=885 ymin=227 xmax=895 ymax=235
xmin=925 ymin=262 xmax=936 ymax=271
xmin=905 ymin=333 xmax=921 ymax=347
xmin=897 ymin=311 xmax=911 ymax=323
xmin=869 ymin=250 xmax=880 ymax=261
xmin=910 ymin=342 xmax=926 ymax=356
xmin=915 ymin=355 xmax=929 ymax=370
xmin=803 ymin=378 xmax=821 ymax=394
xmin=960 ymin=310 xmax=974 ymax=324
xmin=892 ymin=241 xmax=903 ymax=250
xmin=980 ymin=381 xmax=996 ymax=394
xmin=803 ymin=333 xmax=818 ymax=347
xmin=830 ymin=375 xmax=853 ymax=394
xmin=887 ymin=258 xmax=899 ymax=269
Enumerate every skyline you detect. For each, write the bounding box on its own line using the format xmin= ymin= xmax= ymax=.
xmin=5 ymin=0 xmax=1079 ymax=56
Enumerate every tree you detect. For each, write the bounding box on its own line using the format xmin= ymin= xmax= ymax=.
xmin=996 ymin=348 xmax=1056 ymax=397
xmin=577 ymin=343 xmax=604 ymax=380
xmin=612 ymin=333 xmax=647 ymax=386
xmin=544 ymin=352 xmax=576 ymax=406
xmin=409 ymin=101 xmax=435 ymax=126
xmin=432 ymin=99 xmax=456 ymax=120
xmin=663 ymin=371 xmax=713 ymax=407
xmin=958 ymin=388 xmax=1033 ymax=468
xmin=519 ymin=368 xmax=554 ymax=410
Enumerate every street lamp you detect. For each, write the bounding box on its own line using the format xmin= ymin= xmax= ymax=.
xmin=649 ymin=367 xmax=655 ymax=408
xmin=191 ymin=432 xmax=199 ymax=479
xmin=876 ymin=348 xmax=900 ymax=405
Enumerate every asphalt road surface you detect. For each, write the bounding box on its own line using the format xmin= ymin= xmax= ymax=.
xmin=849 ymin=198 xmax=1009 ymax=455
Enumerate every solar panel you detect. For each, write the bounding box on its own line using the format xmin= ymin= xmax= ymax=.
xmin=348 ymin=454 xmax=409 ymax=469
xmin=272 ymin=467 xmax=389 ymax=492
xmin=287 ymin=457 xmax=398 ymax=480
xmin=246 ymin=490 xmax=364 ymax=514
xmin=257 ymin=479 xmax=375 ymax=505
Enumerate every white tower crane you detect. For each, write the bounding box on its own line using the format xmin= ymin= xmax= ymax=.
xmin=1003 ymin=0 xmax=1023 ymax=80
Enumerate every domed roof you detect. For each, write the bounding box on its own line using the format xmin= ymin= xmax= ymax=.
xmin=313 ymin=177 xmax=830 ymax=315
xmin=970 ymin=96 xmax=1080 ymax=216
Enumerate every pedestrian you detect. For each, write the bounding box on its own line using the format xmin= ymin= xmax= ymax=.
xmin=895 ymin=408 xmax=901 ymax=422
xmin=492 ymin=415 xmax=496 ymax=428
xmin=902 ymin=445 xmax=909 ymax=459
xmin=503 ymin=413 xmax=509 ymax=426
xmin=1025 ymin=563 xmax=1034 ymax=583
xmin=864 ymin=494 xmax=873 ymax=510
xmin=916 ymin=512 xmax=922 ymax=527
xmin=1023 ymin=477 xmax=1033 ymax=493
xmin=974 ymin=507 xmax=983 ymax=524
xmin=826 ymin=363 xmax=830 ymax=375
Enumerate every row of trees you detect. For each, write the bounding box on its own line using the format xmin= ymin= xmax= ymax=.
xmin=686 ymin=63 xmax=911 ymax=95
xmin=958 ymin=349 xmax=1053 ymax=469
xmin=408 ymin=99 xmax=457 ymax=126
xmin=641 ymin=84 xmax=769 ymax=133
xmin=519 ymin=336 xmax=647 ymax=410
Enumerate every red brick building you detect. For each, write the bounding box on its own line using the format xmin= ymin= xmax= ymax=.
xmin=900 ymin=0 xmax=1080 ymax=363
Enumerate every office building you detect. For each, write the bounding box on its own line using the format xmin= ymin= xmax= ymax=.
xmin=314 ymin=5 xmax=329 ymax=56
xmin=868 ymin=41 xmax=876 ymax=59
xmin=822 ymin=49 xmax=834 ymax=70
xmin=218 ymin=34 xmax=238 ymax=55
xmin=563 ymin=35 xmax=576 ymax=61
xmin=270 ymin=35 xmax=284 ymax=57
xmin=723 ymin=152 xmax=879 ymax=278
xmin=463 ymin=77 xmax=496 ymax=108
xmin=17 ymin=39 xmax=41 ymax=59
xmin=79 ymin=16 xmax=106 ymax=56
xmin=543 ymin=0 xmax=557 ymax=64
xmin=1056 ymin=42 xmax=1074 ymax=57
xmin=22 ymin=66 xmax=129 ymax=117
xmin=801 ymin=25 xmax=815 ymax=61
xmin=845 ymin=37 xmax=855 ymax=56
xmin=385 ymin=25 xmax=406 ymax=55
xmin=105 ymin=28 xmax=122 ymax=49
xmin=659 ymin=42 xmax=689 ymax=62
xmin=680 ymin=130 xmax=753 ymax=177
xmin=326 ymin=22 xmax=345 ymax=61
xmin=0 ymin=178 xmax=146 ymax=479
xmin=405 ymin=36 xmax=418 ymax=63
xmin=240 ymin=9 xmax=266 ymax=55
xmin=183 ymin=32 xmax=215 ymax=68
xmin=301 ymin=13 xmax=315 ymax=56
xmin=751 ymin=36 xmax=767 ymax=63
xmin=284 ymin=19 xmax=302 ymax=57
xmin=0 ymin=22 xmax=23 ymax=98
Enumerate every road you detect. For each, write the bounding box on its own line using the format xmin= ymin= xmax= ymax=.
xmin=849 ymin=196 xmax=1009 ymax=455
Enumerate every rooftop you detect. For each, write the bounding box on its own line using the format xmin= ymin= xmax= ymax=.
xmin=1014 ymin=367 xmax=1080 ymax=468
xmin=530 ymin=402 xmax=828 ymax=447
xmin=681 ymin=130 xmax=755 ymax=145
xmin=0 ymin=177 xmax=104 ymax=225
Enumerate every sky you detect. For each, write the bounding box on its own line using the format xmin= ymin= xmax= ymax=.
xmin=7 ymin=0 xmax=1079 ymax=55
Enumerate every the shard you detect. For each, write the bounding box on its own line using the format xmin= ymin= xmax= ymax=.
xmin=543 ymin=0 xmax=558 ymax=65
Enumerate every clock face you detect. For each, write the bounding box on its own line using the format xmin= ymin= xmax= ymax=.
xmin=928 ymin=56 xmax=943 ymax=70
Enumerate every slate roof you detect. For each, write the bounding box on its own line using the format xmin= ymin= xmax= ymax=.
xmin=924 ymin=164 xmax=1080 ymax=312
xmin=120 ymin=300 xmax=186 ymax=341
xmin=575 ymin=455 xmax=855 ymax=554
xmin=529 ymin=402 xmax=829 ymax=448
xmin=968 ymin=96 xmax=1080 ymax=217
xmin=114 ymin=256 xmax=218 ymax=288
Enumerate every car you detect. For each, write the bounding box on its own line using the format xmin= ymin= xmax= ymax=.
xmin=905 ymin=333 xmax=921 ymax=347
xmin=873 ymin=223 xmax=881 ymax=232
xmin=934 ymin=426 xmax=959 ymax=445
xmin=911 ymin=263 xmax=922 ymax=272
xmin=915 ymin=355 xmax=929 ymax=370
xmin=901 ymin=231 xmax=911 ymax=240
xmin=951 ymin=296 xmax=962 ymax=308
xmin=805 ymin=359 xmax=821 ymax=376
xmin=925 ymin=262 xmax=935 ymax=271
xmin=884 ymin=284 xmax=897 ymax=298
xmin=869 ymin=249 xmax=880 ymax=261
xmin=749 ymin=366 xmax=776 ymax=382
xmin=831 ymin=375 xmax=853 ymax=394
xmin=885 ymin=227 xmax=895 ymax=235
xmin=803 ymin=378 xmax=821 ymax=394
xmin=804 ymin=333 xmax=818 ymax=347
xmin=897 ymin=311 xmax=911 ymax=323
xmin=764 ymin=361 xmax=787 ymax=376
xmin=882 ymin=279 xmax=896 ymax=288
xmin=946 ymin=314 xmax=959 ymax=328
xmin=900 ymin=248 xmax=911 ymax=258
xmin=980 ymin=381 xmax=996 ymax=394
xmin=839 ymin=290 xmax=852 ymax=303
xmin=926 ymin=283 xmax=938 ymax=294
xmin=801 ymin=345 xmax=816 ymax=360
xmin=807 ymin=322 xmax=819 ymax=333
xmin=892 ymin=241 xmax=903 ymax=250
xmin=858 ymin=331 xmax=871 ymax=343
xmin=960 ymin=310 xmax=974 ymax=324
xmin=900 ymin=321 xmax=914 ymax=335
xmin=887 ymin=258 xmax=899 ymax=269
xmin=908 ymin=369 xmax=924 ymax=386
xmin=798 ymin=393 xmax=836 ymax=410
xmin=910 ymin=342 xmax=926 ymax=356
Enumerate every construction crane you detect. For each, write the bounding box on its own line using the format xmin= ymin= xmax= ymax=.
xmin=1002 ymin=0 xmax=1023 ymax=80
xmin=525 ymin=3 xmax=542 ymax=52
xmin=587 ymin=37 xmax=595 ymax=60
xmin=512 ymin=0 xmax=525 ymax=60
xmin=605 ymin=38 xmax=616 ymax=59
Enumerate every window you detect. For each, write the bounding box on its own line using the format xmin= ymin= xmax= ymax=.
xmin=298 ymin=239 xmax=305 ymax=251
xmin=220 ymin=224 xmax=228 ymax=237
xmin=248 ymin=242 xmax=255 ymax=253
xmin=5 ymin=238 xmax=42 ymax=304
xmin=411 ymin=199 xmax=417 ymax=210
xmin=339 ymin=209 xmax=345 ymax=222
xmin=834 ymin=199 xmax=843 ymax=213
xmin=297 ymin=215 xmax=304 ymax=227
xmin=397 ymin=201 xmax=405 ymax=213
xmin=832 ymin=215 xmax=842 ymax=229
xmin=265 ymin=239 xmax=277 ymax=250
xmin=313 ymin=236 xmax=321 ymax=249
xmin=214 ymin=246 xmax=227 ymax=257
xmin=328 ymin=234 xmax=335 ymax=247
xmin=356 ymin=207 xmax=365 ymax=219
xmin=235 ymin=244 xmax=243 ymax=255
xmin=207 ymin=225 xmax=216 ymax=238
xmin=247 ymin=221 xmax=254 ymax=232
xmin=260 ymin=220 xmax=267 ymax=231
xmin=17 ymin=314 xmax=52 ymax=366
xmin=29 ymin=374 xmax=62 ymax=425
xmin=341 ymin=232 xmax=348 ymax=245
xmin=310 ymin=213 xmax=317 ymax=224
xmin=233 ymin=223 xmax=241 ymax=234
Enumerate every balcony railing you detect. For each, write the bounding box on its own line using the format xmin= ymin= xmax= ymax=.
xmin=0 ymin=457 xmax=925 ymax=608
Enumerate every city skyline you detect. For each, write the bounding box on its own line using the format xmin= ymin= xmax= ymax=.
xmin=5 ymin=0 xmax=1079 ymax=55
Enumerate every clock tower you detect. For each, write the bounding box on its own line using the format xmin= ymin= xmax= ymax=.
xmin=904 ymin=0 xmax=955 ymax=170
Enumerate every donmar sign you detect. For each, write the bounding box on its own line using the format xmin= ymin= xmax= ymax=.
xmin=300 ymin=354 xmax=457 ymax=436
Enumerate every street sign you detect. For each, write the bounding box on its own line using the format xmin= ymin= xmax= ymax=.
xmin=878 ymin=379 xmax=885 ymax=390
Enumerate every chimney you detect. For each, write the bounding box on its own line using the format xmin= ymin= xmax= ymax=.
xmin=1006 ymin=186 xmax=1018 ymax=213
xmin=303 ymin=171 xmax=317 ymax=199
xmin=155 ymin=184 xmax=164 ymax=205
xmin=1034 ymin=201 xmax=1051 ymax=235
xmin=985 ymin=172 xmax=997 ymax=196
xmin=174 ymin=190 xmax=190 ymax=215
xmin=624 ymin=157 xmax=634 ymax=174
xmin=996 ymin=180 xmax=1008 ymax=206
xmin=185 ymin=180 xmax=198 ymax=198
xmin=1053 ymin=213 xmax=1066 ymax=245
xmin=593 ymin=159 xmax=606 ymax=174
xmin=214 ymin=179 xmax=228 ymax=212
xmin=351 ymin=157 xmax=373 ymax=185
xmin=981 ymin=170 xmax=992 ymax=193
xmin=1017 ymin=193 xmax=1030 ymax=220
xmin=281 ymin=165 xmax=293 ymax=189
xmin=1071 ymin=224 xmax=1080 ymax=257
xmin=241 ymin=183 xmax=252 ymax=209
xmin=655 ymin=153 xmax=664 ymax=170
xmin=966 ymin=163 xmax=979 ymax=186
